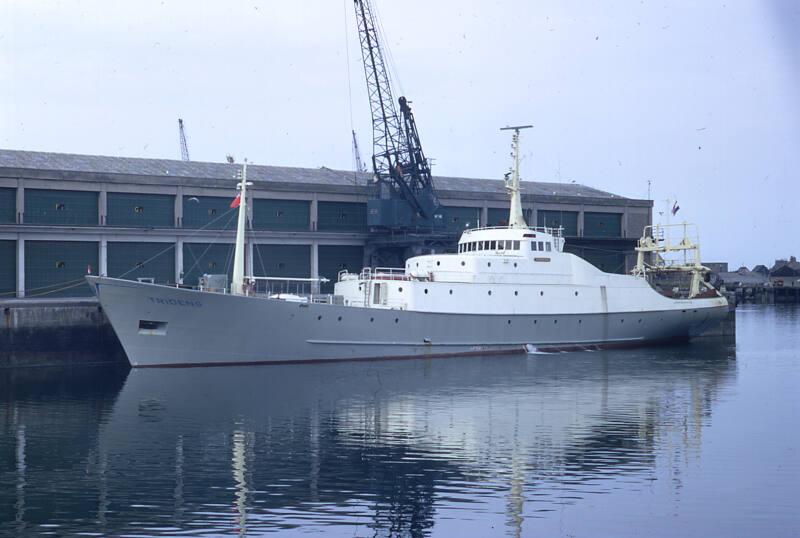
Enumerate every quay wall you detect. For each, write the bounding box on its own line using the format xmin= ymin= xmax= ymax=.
xmin=0 ymin=299 xmax=126 ymax=368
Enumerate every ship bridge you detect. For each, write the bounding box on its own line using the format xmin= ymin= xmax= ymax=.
xmin=456 ymin=226 xmax=565 ymax=256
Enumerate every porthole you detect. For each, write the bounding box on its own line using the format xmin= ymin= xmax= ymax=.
xmin=394 ymin=318 xmax=399 ymax=323
xmin=540 ymin=291 xmax=544 ymax=296
xmin=488 ymin=290 xmax=492 ymax=296
xmin=554 ymin=319 xmax=558 ymax=324
xmin=534 ymin=320 xmax=538 ymax=325
xmin=638 ymin=319 xmax=642 ymax=323
xmin=55 ymin=261 xmax=66 ymax=269
xmin=337 ymin=316 xmax=342 ymax=321
xmin=436 ymin=261 xmax=440 ymax=266
xmin=578 ymin=319 xmax=582 ymax=324
xmin=513 ymin=262 xmax=517 ymax=268
xmin=488 ymin=262 xmax=492 ymax=267
xmin=398 ymin=287 xmax=403 ymax=292
xmin=416 ymin=262 xmax=419 ymax=267
xmin=370 ymin=317 xmax=374 ymax=322
xmin=317 ymin=315 xmax=322 ymax=321
xmin=507 ymin=320 xmax=511 ymax=325
xmin=514 ymin=291 xmax=518 ymax=296
xmin=449 ymin=290 xmax=453 ymax=295
xmin=575 ymin=291 xmax=579 ymax=296
xmin=134 ymin=205 xmax=144 ymax=214
xmin=461 ymin=261 xmax=465 ymax=266
xmin=424 ymin=289 xmax=429 ymax=294
xmin=621 ymin=319 xmax=625 ymax=323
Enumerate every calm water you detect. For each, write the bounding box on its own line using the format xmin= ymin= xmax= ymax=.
xmin=1 ymin=305 xmax=798 ymax=537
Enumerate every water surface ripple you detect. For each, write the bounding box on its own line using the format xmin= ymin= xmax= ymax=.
xmin=1 ymin=305 xmax=798 ymax=537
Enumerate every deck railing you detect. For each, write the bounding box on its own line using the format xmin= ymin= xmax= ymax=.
xmin=461 ymin=225 xmax=563 ymax=237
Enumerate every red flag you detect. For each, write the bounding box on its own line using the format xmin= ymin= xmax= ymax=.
xmin=230 ymin=193 xmax=241 ymax=208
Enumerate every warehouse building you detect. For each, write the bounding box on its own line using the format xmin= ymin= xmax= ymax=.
xmin=0 ymin=150 xmax=652 ymax=298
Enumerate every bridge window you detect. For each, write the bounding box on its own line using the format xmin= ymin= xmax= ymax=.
xmin=483 ymin=241 xmax=489 ymax=250
xmin=538 ymin=241 xmax=544 ymax=251
xmin=513 ymin=240 xmax=520 ymax=250
xmin=531 ymin=242 xmax=537 ymax=251
xmin=490 ymin=240 xmax=496 ymax=250
xmin=545 ymin=242 xmax=552 ymax=252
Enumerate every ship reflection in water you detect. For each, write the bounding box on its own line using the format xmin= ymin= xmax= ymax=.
xmin=0 ymin=335 xmax=771 ymax=537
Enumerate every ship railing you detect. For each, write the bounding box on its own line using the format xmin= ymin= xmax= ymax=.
xmin=461 ymin=225 xmax=563 ymax=237
xmin=338 ymin=267 xmax=410 ymax=282
xmin=245 ymin=276 xmax=331 ymax=302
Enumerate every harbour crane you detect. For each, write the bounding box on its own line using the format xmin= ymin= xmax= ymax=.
xmin=178 ymin=118 xmax=190 ymax=161
xmin=352 ymin=0 xmax=443 ymax=230
xmin=352 ymin=129 xmax=367 ymax=175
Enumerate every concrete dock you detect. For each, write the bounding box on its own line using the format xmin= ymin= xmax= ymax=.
xmin=1 ymin=299 xmax=126 ymax=368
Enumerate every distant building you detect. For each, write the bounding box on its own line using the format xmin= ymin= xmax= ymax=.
xmin=0 ymin=149 xmax=653 ymax=298
xmin=704 ymin=262 xmax=728 ymax=273
xmin=769 ymin=256 xmax=800 ymax=288
xmin=716 ymin=266 xmax=767 ymax=288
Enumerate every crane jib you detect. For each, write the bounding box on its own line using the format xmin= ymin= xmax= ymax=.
xmin=352 ymin=0 xmax=442 ymax=229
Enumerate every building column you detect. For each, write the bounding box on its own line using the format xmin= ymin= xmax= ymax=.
xmin=99 ymin=238 xmax=108 ymax=277
xmin=480 ymin=207 xmax=488 ymax=228
xmin=16 ymin=238 xmax=24 ymax=298
xmin=577 ymin=209 xmax=585 ymax=237
xmin=246 ymin=242 xmax=254 ymax=277
xmin=310 ymin=241 xmax=319 ymax=279
xmin=98 ymin=188 xmax=107 ymax=226
xmin=175 ymin=187 xmax=183 ymax=228
xmin=310 ymin=196 xmax=318 ymax=231
xmin=16 ymin=181 xmax=24 ymax=224
xmin=175 ymin=238 xmax=184 ymax=284
xmin=622 ymin=209 xmax=630 ymax=239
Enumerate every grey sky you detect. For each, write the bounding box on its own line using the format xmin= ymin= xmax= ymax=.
xmin=2 ymin=1 xmax=798 ymax=267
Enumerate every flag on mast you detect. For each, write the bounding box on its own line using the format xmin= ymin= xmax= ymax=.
xmin=230 ymin=193 xmax=241 ymax=208
xmin=671 ymin=201 xmax=680 ymax=215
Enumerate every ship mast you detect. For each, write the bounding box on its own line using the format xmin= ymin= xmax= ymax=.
xmin=500 ymin=125 xmax=532 ymax=228
xmin=231 ymin=160 xmax=252 ymax=295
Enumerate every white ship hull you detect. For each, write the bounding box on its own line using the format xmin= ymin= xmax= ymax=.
xmin=88 ymin=276 xmax=728 ymax=368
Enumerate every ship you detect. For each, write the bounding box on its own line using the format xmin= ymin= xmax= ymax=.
xmin=87 ymin=128 xmax=728 ymax=367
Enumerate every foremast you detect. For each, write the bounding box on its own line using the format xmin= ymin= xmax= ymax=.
xmin=500 ymin=125 xmax=533 ymax=228
xmin=231 ymin=161 xmax=252 ymax=295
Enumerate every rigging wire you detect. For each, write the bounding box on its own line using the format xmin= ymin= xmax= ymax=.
xmin=343 ymin=0 xmax=360 ymax=184
xmin=371 ymin=0 xmax=404 ymax=97
xmin=2 ymin=205 xmax=243 ymax=298
xmin=181 ymin=210 xmax=239 ymax=283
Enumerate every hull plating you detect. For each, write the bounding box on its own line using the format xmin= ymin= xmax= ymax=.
xmin=89 ymin=277 xmax=728 ymax=368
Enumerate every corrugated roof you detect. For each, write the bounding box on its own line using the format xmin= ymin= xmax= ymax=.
xmin=0 ymin=149 xmax=628 ymax=200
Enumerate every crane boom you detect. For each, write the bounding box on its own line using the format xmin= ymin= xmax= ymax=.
xmin=353 ymin=0 xmax=441 ymax=229
xmin=178 ymin=118 xmax=190 ymax=161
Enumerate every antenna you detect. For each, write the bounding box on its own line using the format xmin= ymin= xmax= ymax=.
xmin=178 ymin=118 xmax=190 ymax=161
xmin=500 ymin=124 xmax=533 ymax=229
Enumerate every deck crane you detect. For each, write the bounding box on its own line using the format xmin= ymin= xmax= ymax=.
xmin=353 ymin=0 xmax=443 ymax=230
xmin=178 ymin=118 xmax=190 ymax=161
